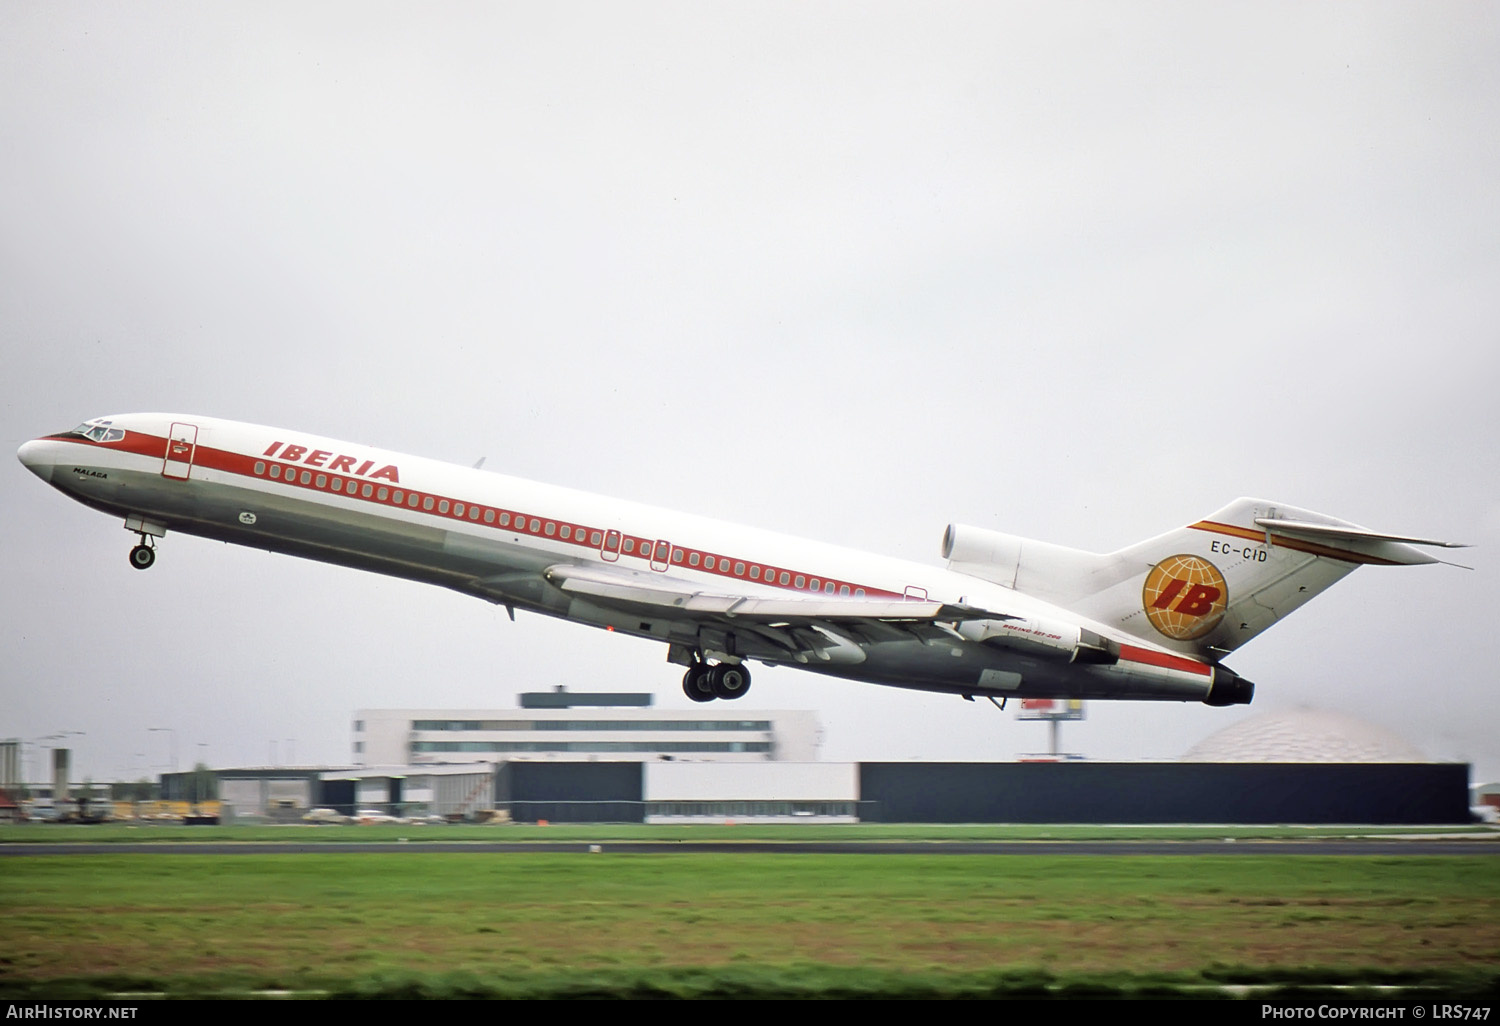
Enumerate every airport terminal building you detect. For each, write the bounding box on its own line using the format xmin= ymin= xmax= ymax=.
xmin=352 ymin=687 xmax=821 ymax=766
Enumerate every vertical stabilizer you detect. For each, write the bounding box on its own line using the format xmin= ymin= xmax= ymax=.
xmin=947 ymin=499 xmax=1461 ymax=660
xmin=1068 ymin=498 xmax=1456 ymax=658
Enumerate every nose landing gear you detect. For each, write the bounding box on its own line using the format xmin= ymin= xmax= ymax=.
xmin=129 ymin=539 xmax=156 ymax=570
xmin=122 ymin=515 xmax=167 ymax=571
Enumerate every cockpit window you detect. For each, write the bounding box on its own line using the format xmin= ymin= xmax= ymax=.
xmin=69 ymin=420 xmax=124 ymax=443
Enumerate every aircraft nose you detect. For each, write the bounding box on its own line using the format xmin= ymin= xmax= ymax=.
xmin=17 ymin=439 xmax=55 ymax=484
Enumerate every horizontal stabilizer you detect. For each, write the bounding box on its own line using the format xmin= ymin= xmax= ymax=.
xmin=1253 ymin=518 xmax=1467 ymax=548
xmin=1253 ymin=517 xmax=1467 ymax=566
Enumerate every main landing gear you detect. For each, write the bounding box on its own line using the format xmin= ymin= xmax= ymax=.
xmin=682 ymin=661 xmax=752 ymax=703
xmin=129 ymin=538 xmax=156 ymax=570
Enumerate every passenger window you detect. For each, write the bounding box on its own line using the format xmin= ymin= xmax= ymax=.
xmin=623 ymin=539 xmax=635 ymax=553
xmin=528 ymin=518 xmax=540 ymax=533
xmin=378 ymin=488 xmax=388 ymax=501
xmin=423 ymin=496 xmax=434 ymax=510
xmin=409 ymin=494 xmax=419 ymax=508
xmin=269 ymin=465 xmax=281 ymax=479
xmin=794 ymin=576 xmax=804 ymax=588
xmin=254 ymin=461 xmax=265 ymax=475
xmin=590 ymin=531 xmax=602 ymax=545
xmin=750 ymin=567 xmax=760 ymax=580
xmin=544 ymin=522 xmax=556 ymax=536
xmin=484 ymin=509 xmax=495 ymax=523
xmin=454 ymin=503 xmax=465 ymax=517
xmin=300 ymin=471 xmax=312 ymax=485
xmin=560 ymin=526 xmax=571 ymax=540
xmin=469 ymin=507 xmax=480 ymax=520
xmin=316 ymin=474 xmax=327 ymax=488
xmin=439 ymin=500 xmax=450 ymax=514
xmin=393 ymin=490 xmax=404 ymax=504
xmin=855 ymin=588 xmax=865 ymax=597
xmin=500 ymin=513 xmax=510 ymax=526
xmin=734 ymin=562 xmax=745 ymax=576
xmin=839 ymin=585 xmax=850 ymax=596
xmin=672 ymin=548 xmax=683 ymax=562
xmin=779 ymin=572 xmax=790 ymax=585
xmin=689 ymin=553 xmax=700 ymax=567
xmin=362 ymin=484 xmax=373 ymax=498
xmin=825 ymin=582 xmax=836 ymax=594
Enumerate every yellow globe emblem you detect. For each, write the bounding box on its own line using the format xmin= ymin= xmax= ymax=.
xmin=1142 ymin=554 xmax=1228 ymax=641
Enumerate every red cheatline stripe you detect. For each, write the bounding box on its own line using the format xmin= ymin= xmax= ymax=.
xmin=1118 ymin=644 xmax=1212 ymax=677
xmin=64 ymin=431 xmax=904 ymax=600
xmin=1188 ymin=520 xmax=1401 ymax=566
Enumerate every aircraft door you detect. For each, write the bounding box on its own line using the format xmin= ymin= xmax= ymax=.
xmin=601 ymin=530 xmax=622 ymax=562
xmin=162 ymin=422 xmax=199 ymax=480
xmin=650 ymin=539 xmax=671 ymax=572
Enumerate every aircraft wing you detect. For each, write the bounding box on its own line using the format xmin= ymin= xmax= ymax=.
xmin=542 ymin=563 xmax=1000 ymax=624
xmin=462 ymin=561 xmax=1011 ymax=664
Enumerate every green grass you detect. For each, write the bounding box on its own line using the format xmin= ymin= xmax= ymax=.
xmin=3 ymin=821 xmax=1494 ymax=844
xmin=2 ymin=852 xmax=1496 ymax=998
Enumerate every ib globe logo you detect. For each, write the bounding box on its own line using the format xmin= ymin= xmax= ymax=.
xmin=1142 ymin=554 xmax=1228 ymax=640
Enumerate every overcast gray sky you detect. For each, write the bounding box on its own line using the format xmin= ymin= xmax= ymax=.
xmin=4 ymin=3 xmax=1497 ymax=788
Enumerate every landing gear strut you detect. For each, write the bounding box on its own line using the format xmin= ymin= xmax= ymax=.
xmin=129 ymin=539 xmax=156 ymax=570
xmin=682 ymin=660 xmax=751 ymax=702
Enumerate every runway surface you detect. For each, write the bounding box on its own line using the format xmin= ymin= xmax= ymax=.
xmin=3 ymin=839 xmax=1497 ymax=855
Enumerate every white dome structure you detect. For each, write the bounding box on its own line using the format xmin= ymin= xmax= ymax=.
xmin=1182 ymin=707 xmax=1428 ymax=763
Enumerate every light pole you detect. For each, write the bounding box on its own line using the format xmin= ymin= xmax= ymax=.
xmin=149 ymin=728 xmax=177 ymax=802
xmin=148 ymin=728 xmax=178 ymax=773
xmin=194 ymin=743 xmax=209 ymax=808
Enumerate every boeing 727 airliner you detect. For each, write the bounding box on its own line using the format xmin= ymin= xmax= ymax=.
xmin=16 ymin=414 xmax=1464 ymax=707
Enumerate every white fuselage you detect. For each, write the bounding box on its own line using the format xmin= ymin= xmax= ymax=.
xmin=17 ymin=413 xmax=1229 ymax=704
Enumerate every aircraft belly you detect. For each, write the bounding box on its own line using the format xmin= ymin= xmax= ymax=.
xmin=561 ymin=596 xmax=703 ymax=647
xmin=812 ymin=639 xmax=1210 ymax=702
